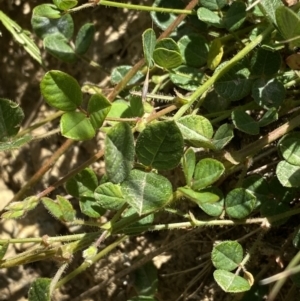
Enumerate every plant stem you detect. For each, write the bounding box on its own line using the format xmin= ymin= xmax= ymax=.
xmin=55 ymin=235 xmax=127 ymax=288
xmin=173 ymin=25 xmax=274 ymax=120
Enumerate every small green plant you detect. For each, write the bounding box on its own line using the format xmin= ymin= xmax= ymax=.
xmin=2 ymin=0 xmax=300 ymax=300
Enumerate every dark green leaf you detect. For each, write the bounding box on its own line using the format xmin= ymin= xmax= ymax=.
xmin=215 ymin=61 xmax=252 ymax=101
xmin=0 ymin=98 xmax=24 ymax=140
xmin=258 ymin=108 xmax=278 ymax=127
xmin=28 ymin=278 xmax=51 ymax=301
xmin=199 ymin=0 xmax=227 ymax=10
xmin=203 ymin=90 xmax=230 ymax=113
xmin=223 ymin=1 xmax=246 ymax=32
xmin=56 ymin=195 xmax=76 ymax=222
xmin=177 ymin=34 xmax=208 ymax=67
xmin=75 ymin=23 xmax=95 ymax=55
xmin=60 ymin=112 xmax=95 ymax=140
xmin=44 ymin=33 xmax=77 ymax=63
xmin=79 ymin=196 xmax=105 ymax=218
xmin=65 ymin=168 xmax=98 ymax=198
xmin=121 ymin=170 xmax=173 ymax=215
xmin=225 ymin=188 xmax=256 ymax=219
xmin=31 ymin=6 xmax=74 ymax=39
xmin=105 ymin=122 xmax=135 ymax=183
xmin=252 ymin=78 xmax=285 ymax=109
xmin=40 ymin=70 xmax=82 ymax=111
xmin=136 ymin=121 xmax=184 ymax=170
xmin=0 ymin=135 xmax=32 ymax=151
xmin=258 ymin=0 xmax=283 ymax=25
xmin=260 ymin=199 xmax=290 ymax=226
xmin=232 ymin=109 xmax=260 ymax=135
xmin=250 ymin=49 xmax=281 ymax=76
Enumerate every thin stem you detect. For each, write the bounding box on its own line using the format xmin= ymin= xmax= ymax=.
xmin=173 ymin=25 xmax=274 ymax=120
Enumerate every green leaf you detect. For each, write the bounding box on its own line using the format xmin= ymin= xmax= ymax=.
xmin=212 ymin=123 xmax=234 ymax=150
xmin=170 ymin=66 xmax=204 ymax=91
xmin=276 ymin=6 xmax=300 ymax=48
xmin=203 ymin=90 xmax=230 ymax=113
xmin=242 ymin=175 xmax=269 ymax=208
xmin=279 ymin=133 xmax=300 ymax=166
xmin=252 ymin=78 xmax=285 ymax=109
xmin=56 ymin=195 xmax=76 ymax=222
xmin=0 ymin=11 xmax=43 ymax=66
xmin=53 ymin=0 xmax=78 ymax=11
xmin=232 ymin=109 xmax=260 ymax=135
xmin=181 ymin=148 xmax=196 ymax=186
xmin=192 ymin=158 xmax=225 ymax=191
xmin=258 ymin=0 xmax=283 ymax=25
xmin=214 ymin=61 xmax=252 ymax=101
xmin=250 ymin=49 xmax=281 ymax=76
xmin=28 ymin=278 xmax=51 ymax=301
xmin=60 ymin=111 xmax=95 ymax=140
xmin=214 ymin=270 xmax=251 ymax=293
xmin=43 ymin=196 xmax=76 ymax=222
xmin=177 ymin=34 xmax=208 ymax=67
xmin=0 ymin=98 xmax=24 ymax=141
xmin=150 ymin=0 xmax=185 ymax=31
xmin=260 ymin=199 xmax=290 ymax=226
xmin=211 ymin=241 xmax=243 ymax=271
xmin=0 ymin=135 xmax=32 ymax=151
xmin=2 ymin=196 xmax=39 ymax=220
xmin=199 ymin=0 xmax=227 ymax=10
xmin=179 ymin=187 xmax=220 ymax=205
xmin=142 ymin=28 xmax=156 ymax=68
xmin=75 ymin=23 xmax=95 ymax=55
xmin=198 ymin=187 xmax=224 ymax=217
xmin=105 ymin=122 xmax=135 ymax=183
xmin=121 ymin=170 xmax=172 ymax=215
xmin=79 ymin=196 xmax=105 ymax=218
xmin=31 ymin=5 xmax=74 ymax=39
xmin=111 ymin=65 xmax=144 ymax=85
xmin=65 ymin=168 xmax=98 ymax=197
xmin=225 ymin=188 xmax=256 ymax=219
xmin=197 ymin=7 xmax=223 ymax=28
xmin=133 ymin=261 xmax=158 ymax=296
xmin=258 ymin=108 xmax=278 ymax=127
xmin=153 ymin=38 xmax=183 ymax=69
xmin=32 ymin=4 xmax=61 ymax=18
xmin=44 ymin=33 xmax=77 ymax=63
xmin=107 ymin=100 xmax=132 ymax=119
xmin=94 ymin=182 xmax=126 ymax=210
xmin=136 ymin=120 xmax=184 ymax=170
xmin=223 ymin=1 xmax=246 ymax=32
xmin=87 ymin=93 xmax=111 ymax=129
xmin=276 ymin=160 xmax=300 ymax=187
xmin=40 ymin=70 xmax=82 ymax=111
xmin=176 ymin=115 xmax=214 ymax=149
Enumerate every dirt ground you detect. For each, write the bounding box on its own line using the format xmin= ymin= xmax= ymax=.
xmin=0 ymin=1 xmax=299 ymax=301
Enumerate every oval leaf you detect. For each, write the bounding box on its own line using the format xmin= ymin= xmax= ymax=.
xmin=40 ymin=70 xmax=82 ymax=111
xmin=105 ymin=122 xmax=135 ymax=183
xmin=28 ymin=278 xmax=51 ymax=301
xmin=142 ymin=28 xmax=156 ymax=68
xmin=232 ymin=109 xmax=259 ymax=135
xmin=276 ymin=160 xmax=300 ymax=187
xmin=136 ymin=120 xmax=184 ymax=170
xmin=121 ymin=170 xmax=172 ymax=215
xmin=279 ymin=133 xmax=300 ymax=166
xmin=192 ymin=158 xmax=225 ymax=191
xmin=75 ymin=23 xmax=95 ymax=55
xmin=60 ymin=111 xmax=95 ymax=140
